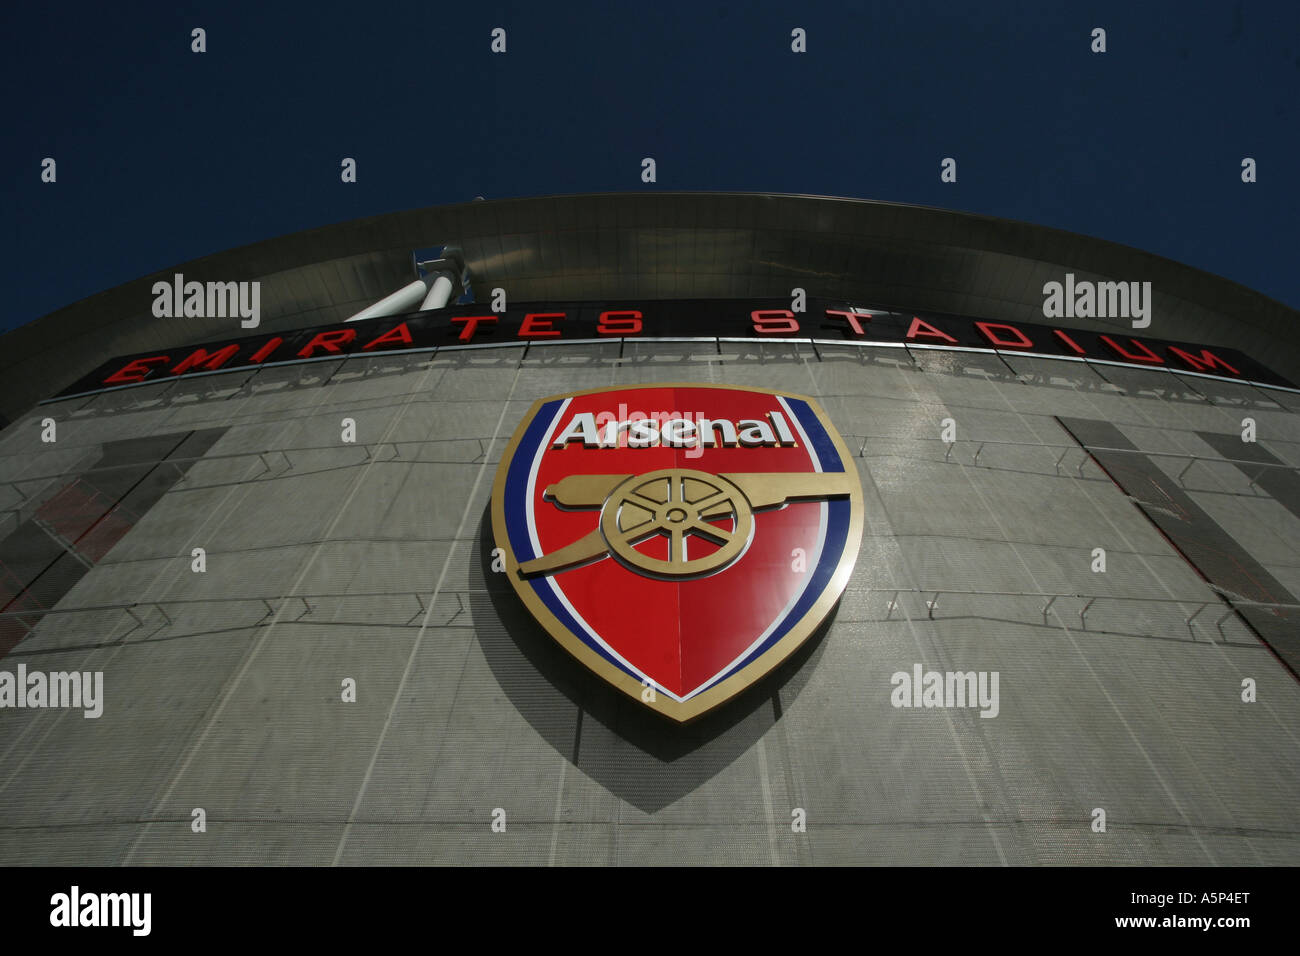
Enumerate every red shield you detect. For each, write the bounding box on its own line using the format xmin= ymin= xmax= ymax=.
xmin=491 ymin=384 xmax=862 ymax=721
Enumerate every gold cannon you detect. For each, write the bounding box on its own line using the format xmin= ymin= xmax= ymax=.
xmin=519 ymin=467 xmax=857 ymax=579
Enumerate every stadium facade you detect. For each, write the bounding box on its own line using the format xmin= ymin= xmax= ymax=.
xmin=1 ymin=193 xmax=1298 ymax=865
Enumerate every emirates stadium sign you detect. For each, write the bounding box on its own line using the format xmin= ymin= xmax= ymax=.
xmin=50 ymin=298 xmax=1292 ymax=401
xmin=490 ymin=385 xmax=864 ymax=722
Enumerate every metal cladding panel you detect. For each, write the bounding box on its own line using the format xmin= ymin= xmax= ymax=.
xmin=0 ymin=336 xmax=1297 ymax=865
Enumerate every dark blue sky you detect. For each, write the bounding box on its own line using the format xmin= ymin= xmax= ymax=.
xmin=3 ymin=1 xmax=1297 ymax=334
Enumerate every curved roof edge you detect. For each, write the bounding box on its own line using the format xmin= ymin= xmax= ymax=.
xmin=2 ymin=192 xmax=1296 ymax=420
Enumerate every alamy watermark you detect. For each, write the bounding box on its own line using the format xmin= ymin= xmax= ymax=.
xmin=0 ymin=665 xmax=103 ymax=718
xmin=50 ymin=886 xmax=150 ymax=936
xmin=152 ymin=272 xmax=260 ymax=328
xmin=1042 ymin=273 xmax=1151 ymax=329
xmin=890 ymin=664 xmax=999 ymax=718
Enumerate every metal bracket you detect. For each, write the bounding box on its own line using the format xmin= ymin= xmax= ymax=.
xmin=406 ymin=594 xmax=428 ymax=626
xmin=1041 ymin=594 xmax=1058 ymax=626
xmin=1079 ymin=597 xmax=1097 ymax=629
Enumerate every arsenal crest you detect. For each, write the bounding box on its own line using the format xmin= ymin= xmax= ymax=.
xmin=490 ymin=385 xmax=863 ymax=722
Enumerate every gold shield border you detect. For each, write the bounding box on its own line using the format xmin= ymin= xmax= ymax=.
xmin=489 ymin=383 xmax=864 ymax=723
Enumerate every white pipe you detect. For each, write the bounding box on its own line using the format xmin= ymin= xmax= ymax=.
xmin=419 ymin=274 xmax=455 ymax=311
xmin=345 ymin=279 xmax=431 ymax=322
